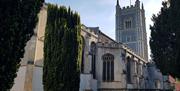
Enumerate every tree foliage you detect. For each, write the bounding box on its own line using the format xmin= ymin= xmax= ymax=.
xmin=150 ymin=0 xmax=180 ymax=78
xmin=0 ymin=0 xmax=43 ymax=90
xmin=43 ymin=4 xmax=82 ymax=91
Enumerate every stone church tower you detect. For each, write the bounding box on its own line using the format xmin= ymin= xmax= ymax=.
xmin=115 ymin=0 xmax=148 ymax=60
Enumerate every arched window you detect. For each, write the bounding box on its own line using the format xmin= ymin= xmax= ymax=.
xmin=127 ymin=56 xmax=131 ymax=83
xmin=90 ymin=42 xmax=96 ymax=79
xmin=81 ymin=36 xmax=85 ymax=73
xmin=102 ymin=53 xmax=114 ymax=82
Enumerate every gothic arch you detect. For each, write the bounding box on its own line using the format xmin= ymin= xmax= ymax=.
xmin=102 ymin=53 xmax=114 ymax=61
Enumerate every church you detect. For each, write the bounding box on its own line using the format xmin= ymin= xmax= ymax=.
xmin=11 ymin=0 xmax=174 ymax=91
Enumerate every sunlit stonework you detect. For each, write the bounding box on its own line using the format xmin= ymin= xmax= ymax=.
xmin=11 ymin=1 xmax=173 ymax=91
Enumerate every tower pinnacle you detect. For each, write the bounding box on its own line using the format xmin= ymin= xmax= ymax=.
xmin=135 ymin=0 xmax=140 ymax=7
xmin=142 ymin=3 xmax=144 ymax=10
xmin=117 ymin=0 xmax=119 ymax=6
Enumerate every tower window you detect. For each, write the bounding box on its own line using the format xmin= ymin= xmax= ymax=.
xmin=125 ymin=20 xmax=132 ymax=29
xmin=102 ymin=53 xmax=114 ymax=82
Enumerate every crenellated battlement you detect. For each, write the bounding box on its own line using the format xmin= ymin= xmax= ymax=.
xmin=122 ymin=5 xmax=136 ymax=10
xmin=116 ymin=0 xmax=144 ymax=11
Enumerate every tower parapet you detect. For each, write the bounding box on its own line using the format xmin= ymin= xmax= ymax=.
xmin=122 ymin=5 xmax=136 ymax=10
xmin=116 ymin=0 xmax=144 ymax=11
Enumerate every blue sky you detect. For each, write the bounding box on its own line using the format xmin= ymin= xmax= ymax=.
xmin=45 ymin=0 xmax=163 ymax=57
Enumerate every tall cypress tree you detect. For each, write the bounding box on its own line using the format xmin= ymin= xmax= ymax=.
xmin=0 ymin=0 xmax=43 ymax=90
xmin=150 ymin=0 xmax=180 ymax=78
xmin=170 ymin=0 xmax=180 ymax=78
xmin=43 ymin=4 xmax=82 ymax=91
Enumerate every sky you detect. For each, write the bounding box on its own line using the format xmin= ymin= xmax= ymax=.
xmin=45 ymin=0 xmax=163 ymax=58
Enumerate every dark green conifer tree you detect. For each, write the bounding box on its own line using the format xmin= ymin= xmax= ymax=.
xmin=150 ymin=0 xmax=180 ymax=78
xmin=0 ymin=0 xmax=43 ymax=90
xmin=170 ymin=0 xmax=180 ymax=78
xmin=43 ymin=4 xmax=82 ymax=91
